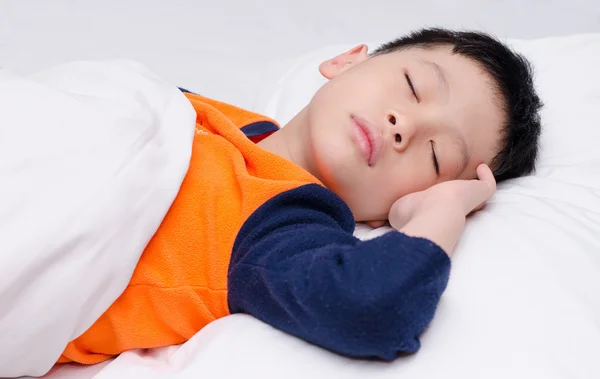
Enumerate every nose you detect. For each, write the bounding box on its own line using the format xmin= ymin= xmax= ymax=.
xmin=386 ymin=111 xmax=415 ymax=153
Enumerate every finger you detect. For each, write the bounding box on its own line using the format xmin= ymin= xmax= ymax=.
xmin=473 ymin=164 xmax=497 ymax=212
xmin=366 ymin=220 xmax=386 ymax=228
xmin=472 ymin=202 xmax=486 ymax=212
xmin=467 ymin=202 xmax=487 ymax=217
xmin=476 ymin=164 xmax=497 ymax=193
xmin=462 ymin=164 xmax=497 ymax=213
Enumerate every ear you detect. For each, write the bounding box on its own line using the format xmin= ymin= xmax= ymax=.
xmin=319 ymin=44 xmax=369 ymax=80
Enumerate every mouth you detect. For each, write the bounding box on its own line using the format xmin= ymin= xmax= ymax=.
xmin=351 ymin=115 xmax=381 ymax=166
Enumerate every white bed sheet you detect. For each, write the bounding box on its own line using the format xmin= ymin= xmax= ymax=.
xmin=1 ymin=1 xmax=600 ymax=378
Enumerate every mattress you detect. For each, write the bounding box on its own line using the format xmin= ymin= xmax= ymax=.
xmin=1 ymin=1 xmax=599 ymax=378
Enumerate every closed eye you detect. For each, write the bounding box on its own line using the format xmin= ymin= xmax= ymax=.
xmin=430 ymin=141 xmax=440 ymax=176
xmin=405 ymin=73 xmax=419 ymax=102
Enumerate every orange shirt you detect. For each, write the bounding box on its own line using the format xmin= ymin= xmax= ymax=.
xmin=59 ymin=93 xmax=320 ymax=364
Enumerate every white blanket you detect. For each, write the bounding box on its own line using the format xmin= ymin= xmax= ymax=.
xmin=0 ymin=60 xmax=196 ymax=377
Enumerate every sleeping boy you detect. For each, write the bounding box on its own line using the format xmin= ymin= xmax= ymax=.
xmin=59 ymin=28 xmax=542 ymax=364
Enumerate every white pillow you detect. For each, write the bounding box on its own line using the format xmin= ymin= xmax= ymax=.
xmin=0 ymin=60 xmax=196 ymax=377
xmin=247 ymin=34 xmax=600 ymax=378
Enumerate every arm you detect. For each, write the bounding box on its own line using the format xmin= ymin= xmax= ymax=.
xmin=400 ymin=209 xmax=465 ymax=255
xmin=227 ymin=184 xmax=450 ymax=360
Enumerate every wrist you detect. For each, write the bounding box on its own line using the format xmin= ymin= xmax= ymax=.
xmin=400 ymin=207 xmax=465 ymax=256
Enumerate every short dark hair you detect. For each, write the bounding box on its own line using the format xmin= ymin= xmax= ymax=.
xmin=373 ymin=28 xmax=542 ymax=182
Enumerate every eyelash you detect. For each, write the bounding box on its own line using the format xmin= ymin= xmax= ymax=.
xmin=404 ymin=73 xmax=419 ymax=102
xmin=430 ymin=141 xmax=440 ymax=175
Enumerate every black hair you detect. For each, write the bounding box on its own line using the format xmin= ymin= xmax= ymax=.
xmin=373 ymin=28 xmax=542 ymax=182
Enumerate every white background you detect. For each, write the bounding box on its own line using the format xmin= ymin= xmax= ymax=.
xmin=1 ymin=0 xmax=599 ymax=110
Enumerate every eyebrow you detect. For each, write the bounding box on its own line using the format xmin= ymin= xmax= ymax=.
xmin=419 ymin=60 xmax=449 ymax=97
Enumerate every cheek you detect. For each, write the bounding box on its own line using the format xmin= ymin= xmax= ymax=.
xmin=372 ymin=162 xmax=434 ymax=203
xmin=342 ymin=171 xmax=405 ymax=221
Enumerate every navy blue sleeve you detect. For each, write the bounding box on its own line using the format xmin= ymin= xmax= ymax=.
xmin=227 ymin=184 xmax=451 ymax=360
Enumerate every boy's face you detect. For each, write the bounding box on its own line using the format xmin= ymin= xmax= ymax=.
xmin=304 ymin=45 xmax=504 ymax=223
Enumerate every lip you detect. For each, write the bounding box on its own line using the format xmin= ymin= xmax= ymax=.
xmin=351 ymin=115 xmax=381 ymax=166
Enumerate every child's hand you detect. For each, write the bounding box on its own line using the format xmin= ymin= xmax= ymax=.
xmin=389 ymin=164 xmax=497 ymax=228
xmin=388 ymin=164 xmax=496 ymax=255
